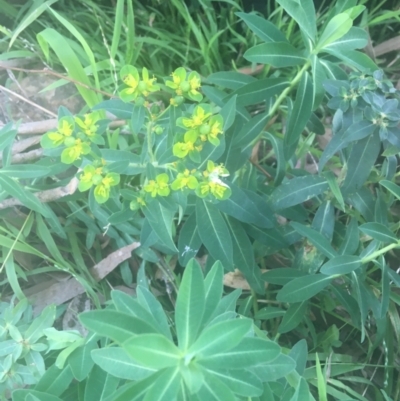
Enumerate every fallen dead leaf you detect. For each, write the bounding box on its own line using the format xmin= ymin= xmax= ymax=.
xmin=28 ymin=242 xmax=140 ymax=316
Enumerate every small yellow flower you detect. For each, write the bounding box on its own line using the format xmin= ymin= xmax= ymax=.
xmin=75 ymin=113 xmax=99 ymax=137
xmin=123 ymin=74 xmax=139 ymax=94
xmin=182 ymin=106 xmax=211 ymax=129
xmin=171 ymin=169 xmax=198 ymax=191
xmin=144 ymin=173 xmax=170 ymax=197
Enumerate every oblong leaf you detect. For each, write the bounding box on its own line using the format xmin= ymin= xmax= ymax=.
xmin=231 ymin=77 xmax=289 ymax=107
xmin=91 ymin=347 xmax=155 ymax=380
xmin=175 ymin=258 xmax=205 ymax=350
xmin=270 ymin=175 xmax=329 ymax=211
xmin=196 ymin=198 xmax=233 ymax=270
xmin=320 ymin=255 xmax=362 ymax=275
xmin=278 ymin=301 xmax=308 ymax=334
xmin=284 ymin=72 xmax=313 ymax=158
xmin=290 ymin=222 xmax=338 ymax=259
xmin=207 ymin=72 xmax=256 ymax=90
xmin=244 ymin=42 xmax=306 ymax=67
xmin=359 ymin=222 xmax=398 ymax=244
xmin=79 ymin=310 xmax=158 ymax=343
xmin=236 ymin=12 xmax=288 ymax=43
xmin=277 ymin=274 xmax=333 ymax=303
xmin=123 ymin=334 xmax=180 ymax=369
xmin=188 ymin=318 xmax=252 ymax=357
xmin=198 ymin=337 xmax=280 ymax=369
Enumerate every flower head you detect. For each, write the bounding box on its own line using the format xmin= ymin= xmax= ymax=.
xmin=41 ymin=116 xmax=75 ymax=149
xmin=61 ymin=139 xmax=91 ymax=164
xmin=171 ymin=169 xmax=199 ymax=191
xmin=75 ymin=113 xmax=99 ymax=137
xmin=120 ymin=65 xmax=159 ymax=102
xmin=144 ymin=173 xmax=170 ymax=197
xmin=181 ymin=106 xmax=212 ymax=129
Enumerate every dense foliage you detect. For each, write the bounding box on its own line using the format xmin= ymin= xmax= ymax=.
xmin=1 ymin=0 xmax=400 ymax=400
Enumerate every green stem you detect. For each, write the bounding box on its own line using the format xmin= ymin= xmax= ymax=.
xmin=361 ymin=241 xmax=400 ymax=265
xmin=147 ymin=122 xmax=155 ymax=162
xmin=251 ymin=289 xmax=259 ymax=314
xmin=268 ymin=61 xmax=311 ymax=119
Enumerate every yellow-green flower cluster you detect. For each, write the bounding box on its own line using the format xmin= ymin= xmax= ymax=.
xmin=78 ymin=163 xmax=120 ymax=204
xmin=134 ymin=163 xmax=230 ymax=205
xmin=40 ymin=112 xmax=106 ymax=164
xmin=119 ymin=65 xmax=160 ymax=102
xmin=173 ymin=105 xmax=224 ymax=161
xmin=166 ymin=67 xmax=202 ymax=102
xmin=143 ymin=173 xmax=170 ymax=197
xmin=196 ymin=161 xmax=231 ymax=200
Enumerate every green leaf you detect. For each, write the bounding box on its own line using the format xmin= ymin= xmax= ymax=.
xmin=265 ymin=132 xmax=286 ymax=185
xmin=284 ymin=72 xmax=314 ymax=158
xmin=277 ymin=274 xmax=333 ymax=303
xmin=323 ymin=171 xmax=345 ymax=210
xmin=112 ymin=291 xmax=170 ymax=339
xmin=324 ymin=27 xmax=368 ymax=51
xmin=34 ymin=365 xmax=73 ymax=396
xmin=244 ymin=42 xmax=306 ymax=67
xmin=290 ymin=222 xmax=338 ymax=259
xmin=93 ymin=99 xmax=133 ymax=119
xmin=136 ymin=286 xmax=173 ymax=341
xmin=381 ymin=180 xmax=400 ymax=200
xmin=143 ymin=201 xmax=177 ymax=252
xmin=262 ymin=268 xmax=306 ymax=286
xmin=290 ymin=378 xmax=311 ymax=400
xmin=175 ymin=258 xmax=205 ymax=350
xmin=270 ymin=175 xmax=329 ymax=211
xmin=68 ymin=341 xmax=97 ymax=381
xmin=12 ymin=390 xmax=62 ymax=401
xmin=188 ymin=318 xmax=252 ymax=357
xmin=37 ymin=28 xmax=100 ymax=107
xmin=220 ymin=95 xmax=236 ymax=131
xmin=252 ymin=354 xmax=296 ymax=381
xmin=143 ymin=367 xmax=180 ymax=401
xmin=324 ymin=49 xmax=378 ymax=72
xmin=196 ymin=199 xmax=233 ymax=270
xmin=123 ymin=334 xmax=181 ymax=369
xmin=91 ymin=347 xmax=155 ymax=380
xmin=79 ymin=310 xmax=158 ymax=343
xmin=207 ymin=72 xmax=256 ymax=90
xmin=9 ymin=0 xmax=58 ymax=48
xmin=289 ymin=339 xmax=308 ymax=375
xmin=0 ymin=164 xmax=50 ymax=178
xmin=236 ymin=12 xmax=288 ymax=43
xmin=25 ymin=304 xmax=55 ymax=343
xmin=232 ymin=112 xmax=270 ymax=149
xmin=278 ymin=301 xmax=308 ymax=333
xmin=276 ymin=0 xmax=316 ymax=41
xmin=112 ymin=373 xmax=160 ymax=401
xmin=341 ymin=132 xmax=381 ymax=195
xmin=316 ymin=13 xmax=353 ymax=51
xmin=320 ymin=255 xmax=362 ymax=275
xmin=178 ymin=213 xmax=202 ymax=266
xmin=209 ymin=368 xmax=263 ymax=397
xmin=338 ymin=218 xmax=359 ymax=255
xmin=232 ymin=77 xmax=289 ymax=107
xmin=226 ymin=217 xmax=265 ymax=294
xmin=201 ymin=261 xmax=224 ymax=327
xmin=310 ymin=55 xmax=327 ymax=110
xmin=130 ymin=105 xmax=147 ymax=135
xmin=196 ymin=371 xmax=236 ymax=401
xmin=255 ymin=307 xmax=285 ymax=321
xmin=359 ymin=222 xmax=398 ymax=244
xmin=198 ymin=337 xmax=280 ymax=369
xmin=0 ymin=174 xmax=50 ymax=216
xmin=84 ymin=365 xmax=119 ymax=401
